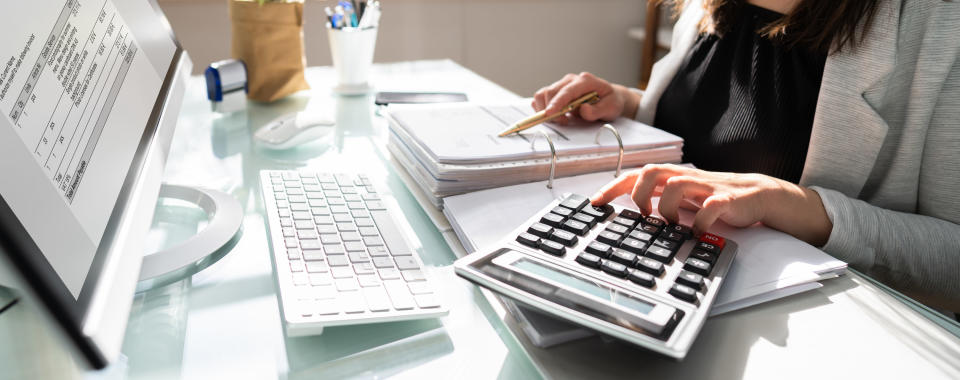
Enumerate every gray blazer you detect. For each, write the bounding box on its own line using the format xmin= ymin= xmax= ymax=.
xmin=636 ymin=0 xmax=960 ymax=308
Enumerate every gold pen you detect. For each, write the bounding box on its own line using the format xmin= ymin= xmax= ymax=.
xmin=497 ymin=91 xmax=601 ymax=137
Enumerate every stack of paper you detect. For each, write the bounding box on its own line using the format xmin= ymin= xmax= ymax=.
xmin=385 ymin=101 xmax=683 ymax=207
xmin=442 ymin=171 xmax=847 ymax=347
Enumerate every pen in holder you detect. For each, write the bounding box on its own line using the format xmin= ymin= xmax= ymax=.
xmin=327 ymin=26 xmax=378 ymax=95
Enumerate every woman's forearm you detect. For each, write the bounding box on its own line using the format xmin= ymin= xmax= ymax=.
xmin=761 ymin=179 xmax=833 ymax=246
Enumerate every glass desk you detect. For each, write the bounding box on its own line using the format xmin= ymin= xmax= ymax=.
xmin=120 ymin=60 xmax=542 ymax=379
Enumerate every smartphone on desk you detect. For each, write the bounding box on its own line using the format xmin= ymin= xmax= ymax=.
xmin=374 ymin=92 xmax=468 ymax=105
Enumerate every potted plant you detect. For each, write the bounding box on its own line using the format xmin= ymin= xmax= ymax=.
xmin=229 ymin=0 xmax=310 ymax=102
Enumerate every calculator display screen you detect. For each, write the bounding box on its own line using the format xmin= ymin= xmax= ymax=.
xmin=511 ymin=258 xmax=655 ymax=316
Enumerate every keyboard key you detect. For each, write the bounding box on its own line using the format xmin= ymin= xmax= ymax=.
xmin=306 ymin=261 xmax=329 ymax=273
xmin=317 ymin=224 xmax=337 ymax=234
xmin=363 ymin=236 xmax=385 ymax=246
xmin=601 ymin=260 xmax=629 ymax=278
xmin=628 ymin=229 xmax=654 ymax=242
xmin=700 ymin=233 xmax=726 ymax=251
xmin=306 ymin=192 xmax=324 ymax=199
xmin=575 ymin=252 xmax=602 ymax=269
xmin=359 ymin=226 xmax=379 ymax=236
xmin=327 ymin=255 xmax=350 ymax=267
xmin=642 ymin=216 xmax=666 ymax=228
xmin=527 ymin=223 xmax=553 ymax=238
xmin=690 ymin=249 xmax=716 ymax=265
xmin=297 ymin=229 xmax=318 ymax=240
xmin=605 ymin=223 xmax=629 ymax=235
xmin=636 ymin=224 xmax=659 ymax=235
xmin=373 ymin=256 xmax=395 ymax=268
xmin=300 ymin=239 xmax=322 ymax=250
xmin=340 ymin=291 xmax=366 ymax=314
xmin=356 ymin=218 xmax=375 ymax=227
xmin=287 ymin=248 xmax=302 ymax=260
xmin=401 ymin=269 xmax=426 ymax=282
xmin=332 ymin=267 xmax=354 ymax=279
xmin=351 ymin=209 xmax=370 ymax=218
xmin=364 ymin=288 xmax=392 ymax=312
xmin=596 ymin=231 xmax=624 ymax=246
xmin=559 ymin=194 xmax=589 ymax=211
xmin=324 ymin=244 xmax=346 ymax=255
xmin=348 ymin=251 xmax=370 ymax=263
xmin=395 ymin=256 xmax=421 ymax=271
xmin=308 ymin=273 xmax=333 ymax=286
xmin=284 ymin=238 xmax=298 ymax=248
xmin=610 ymin=249 xmax=638 ymax=266
xmin=385 ymin=282 xmax=416 ymax=310
xmin=282 ymin=227 xmax=296 ymax=237
xmin=314 ymin=216 xmax=334 ymax=224
xmin=620 ymin=238 xmax=647 ymax=254
xmin=354 ymin=262 xmax=376 ymax=275
xmin=549 ymin=229 xmax=578 ymax=246
xmin=550 ymin=206 xmax=574 ymax=218
xmin=612 ymin=217 xmax=636 ymax=228
xmin=357 ymin=274 xmax=381 ymax=287
xmin=585 ymin=241 xmax=612 ymax=258
xmin=347 ymin=201 xmax=365 ymax=210
xmin=292 ymin=273 xmax=309 ymax=286
xmin=342 ymin=232 xmax=362 ymax=241
xmin=333 ymin=213 xmax=352 ymax=223
xmin=653 ymin=238 xmax=679 ymax=251
xmin=618 ymin=209 xmax=642 ymax=220
xmin=336 ymin=278 xmax=359 ymax=291
xmin=581 ymin=204 xmax=613 ymax=220
xmin=345 ymin=241 xmax=365 ymax=252
xmin=627 ymin=270 xmax=655 ymax=288
xmin=278 ymin=208 xmax=292 ymax=218
xmin=408 ymin=282 xmax=433 ymax=295
xmin=379 ymin=268 xmax=401 ymax=280
xmin=368 ymin=246 xmax=390 ymax=257
xmin=337 ymin=222 xmax=357 ymax=232
xmin=561 ymin=219 xmax=589 ymax=235
xmin=684 ymin=257 xmax=712 ymax=276
xmin=637 ymin=257 xmax=665 ymax=276
xmin=676 ymin=270 xmax=704 ymax=291
xmin=290 ymin=261 xmax=305 ymax=272
xmin=327 ymin=197 xmax=345 ymax=205
xmin=414 ymin=294 xmax=442 ymax=309
xmin=302 ymin=249 xmax=325 ymax=261
xmin=314 ymin=298 xmax=340 ymax=315
xmin=645 ymin=245 xmax=673 ymax=263
xmin=662 ymin=231 xmax=685 ymax=242
xmin=319 ymin=234 xmax=340 ymax=245
xmin=571 ymin=212 xmax=597 ymax=227
xmin=280 ymin=217 xmax=293 ymax=227
xmin=311 ymin=206 xmax=330 ymax=215
xmin=540 ymin=212 xmax=565 ymax=227
xmin=540 ymin=240 xmax=566 ymax=256
xmin=670 ymin=283 xmax=698 ymax=303
xmin=365 ymin=201 xmax=385 ymax=210
xmin=516 ymin=232 xmax=541 ymax=248
xmin=291 ymin=203 xmax=309 ymax=212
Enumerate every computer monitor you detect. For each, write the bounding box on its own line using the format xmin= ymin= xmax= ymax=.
xmin=0 ymin=0 xmax=190 ymax=369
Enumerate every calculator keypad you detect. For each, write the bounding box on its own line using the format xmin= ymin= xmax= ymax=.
xmin=514 ymin=194 xmax=730 ymax=305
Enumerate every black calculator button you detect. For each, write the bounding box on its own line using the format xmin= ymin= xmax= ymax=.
xmin=561 ymin=219 xmax=590 ymax=235
xmin=618 ymin=209 xmax=642 ymax=220
xmin=585 ymin=241 xmax=613 ymax=258
xmin=551 ymin=206 xmax=574 ymax=218
xmin=549 ymin=229 xmax=578 ymax=247
xmin=644 ymin=245 xmax=673 ymax=263
xmin=516 ymin=232 xmax=540 ymax=248
xmin=684 ymin=257 xmax=712 ymax=276
xmin=596 ymin=231 xmax=624 ymax=246
xmin=636 ymin=224 xmax=660 ymax=235
xmin=662 ymin=231 xmax=685 ymax=242
xmin=627 ymin=270 xmax=655 ymax=288
xmin=576 ymin=252 xmax=602 ymax=269
xmin=611 ymin=217 xmax=636 ymax=228
xmin=653 ymin=238 xmax=679 ymax=251
xmin=610 ymin=249 xmax=638 ymax=266
xmin=670 ymin=283 xmax=698 ymax=302
xmin=605 ymin=223 xmax=629 ymax=235
xmin=676 ymin=270 xmax=704 ymax=291
xmin=527 ymin=223 xmax=553 ymax=238
xmin=559 ymin=194 xmax=589 ymax=211
xmin=619 ymin=238 xmax=647 ymax=254
xmin=667 ymin=224 xmax=694 ymax=239
xmin=582 ymin=204 xmax=614 ymax=220
xmin=689 ymin=249 xmax=716 ymax=265
xmin=642 ymin=216 xmax=666 ymax=228
xmin=628 ymin=229 xmax=654 ymax=243
xmin=601 ymin=260 xmax=629 ymax=278
xmin=540 ymin=240 xmax=566 ymax=256
xmin=540 ymin=212 xmax=565 ymax=228
xmin=637 ymin=257 xmax=665 ymax=276
xmin=695 ymin=241 xmax=721 ymax=255
xmin=571 ymin=212 xmax=597 ymax=227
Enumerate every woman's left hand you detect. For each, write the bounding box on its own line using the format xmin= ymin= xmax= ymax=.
xmin=589 ymin=164 xmax=833 ymax=246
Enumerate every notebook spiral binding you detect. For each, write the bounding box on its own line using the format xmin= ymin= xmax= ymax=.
xmin=526 ymin=123 xmax=625 ymax=190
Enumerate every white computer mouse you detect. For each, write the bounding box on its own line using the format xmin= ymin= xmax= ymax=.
xmin=254 ymin=111 xmax=335 ymax=149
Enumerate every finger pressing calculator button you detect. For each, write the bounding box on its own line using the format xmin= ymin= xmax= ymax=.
xmin=596 ymin=231 xmax=624 ymax=246
xmin=561 ymin=219 xmax=590 ymax=235
xmin=527 ymin=223 xmax=553 ymax=238
xmin=642 ymin=216 xmax=666 ymax=228
xmin=636 ymin=257 xmax=665 ymax=276
xmin=582 ymin=204 xmax=614 ymax=220
xmin=585 ymin=241 xmax=613 ymax=258
xmin=549 ymin=229 xmax=578 ymax=247
xmin=644 ymin=245 xmax=673 ymax=263
xmin=576 ymin=252 xmax=602 ymax=269
xmin=571 ymin=212 xmax=597 ymax=227
xmin=517 ymin=233 xmax=540 ymax=248
xmin=612 ymin=217 xmax=636 ymax=228
xmin=676 ymin=270 xmax=704 ymax=291
xmin=653 ymin=238 xmax=679 ymax=251
xmin=620 ymin=238 xmax=647 ymax=254
xmin=541 ymin=212 xmax=565 ymax=228
xmin=601 ymin=260 xmax=629 ymax=278
xmin=559 ymin=194 xmax=589 ymax=211
xmin=610 ymin=248 xmax=638 ymax=267
xmin=627 ymin=270 xmax=655 ymax=288
xmin=618 ymin=209 xmax=642 ymax=220
xmin=669 ymin=283 xmax=698 ymax=302
xmin=540 ymin=240 xmax=566 ymax=256
xmin=605 ymin=223 xmax=629 ymax=235
xmin=551 ymin=206 xmax=574 ymax=218
xmin=689 ymin=249 xmax=716 ymax=265
xmin=684 ymin=257 xmax=712 ymax=276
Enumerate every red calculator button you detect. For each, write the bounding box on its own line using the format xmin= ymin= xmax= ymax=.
xmin=699 ymin=233 xmax=726 ymax=250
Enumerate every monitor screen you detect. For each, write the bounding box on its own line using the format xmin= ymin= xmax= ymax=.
xmin=0 ymin=0 xmax=176 ymax=301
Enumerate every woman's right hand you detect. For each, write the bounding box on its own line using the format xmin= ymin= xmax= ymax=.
xmin=532 ymin=72 xmax=640 ymax=124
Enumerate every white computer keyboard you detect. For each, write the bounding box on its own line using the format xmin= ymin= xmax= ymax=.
xmin=260 ymin=170 xmax=448 ymax=336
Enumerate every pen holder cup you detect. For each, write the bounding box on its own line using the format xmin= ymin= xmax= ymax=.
xmin=327 ymin=26 xmax=378 ymax=93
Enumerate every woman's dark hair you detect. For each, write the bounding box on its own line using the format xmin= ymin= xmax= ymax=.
xmin=674 ymin=0 xmax=881 ymax=53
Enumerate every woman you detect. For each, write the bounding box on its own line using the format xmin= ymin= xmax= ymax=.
xmin=533 ymin=0 xmax=960 ymax=312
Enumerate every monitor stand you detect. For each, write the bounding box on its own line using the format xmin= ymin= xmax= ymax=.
xmin=136 ymin=184 xmax=243 ymax=292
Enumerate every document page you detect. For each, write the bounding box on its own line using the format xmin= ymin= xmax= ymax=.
xmin=0 ymin=0 xmax=163 ymax=297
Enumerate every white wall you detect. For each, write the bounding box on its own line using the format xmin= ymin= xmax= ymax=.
xmin=157 ymin=0 xmax=651 ymax=96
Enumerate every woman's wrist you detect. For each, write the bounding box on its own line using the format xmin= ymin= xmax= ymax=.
xmin=614 ymin=84 xmax=641 ymax=119
xmin=760 ymin=178 xmax=833 ymax=246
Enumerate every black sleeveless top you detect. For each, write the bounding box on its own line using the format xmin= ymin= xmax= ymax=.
xmin=654 ymin=4 xmax=827 ymax=183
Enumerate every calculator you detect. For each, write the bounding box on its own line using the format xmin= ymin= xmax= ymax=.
xmin=454 ymin=194 xmax=737 ymax=359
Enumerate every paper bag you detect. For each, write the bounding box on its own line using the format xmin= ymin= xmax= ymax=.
xmin=229 ymin=0 xmax=309 ymax=102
